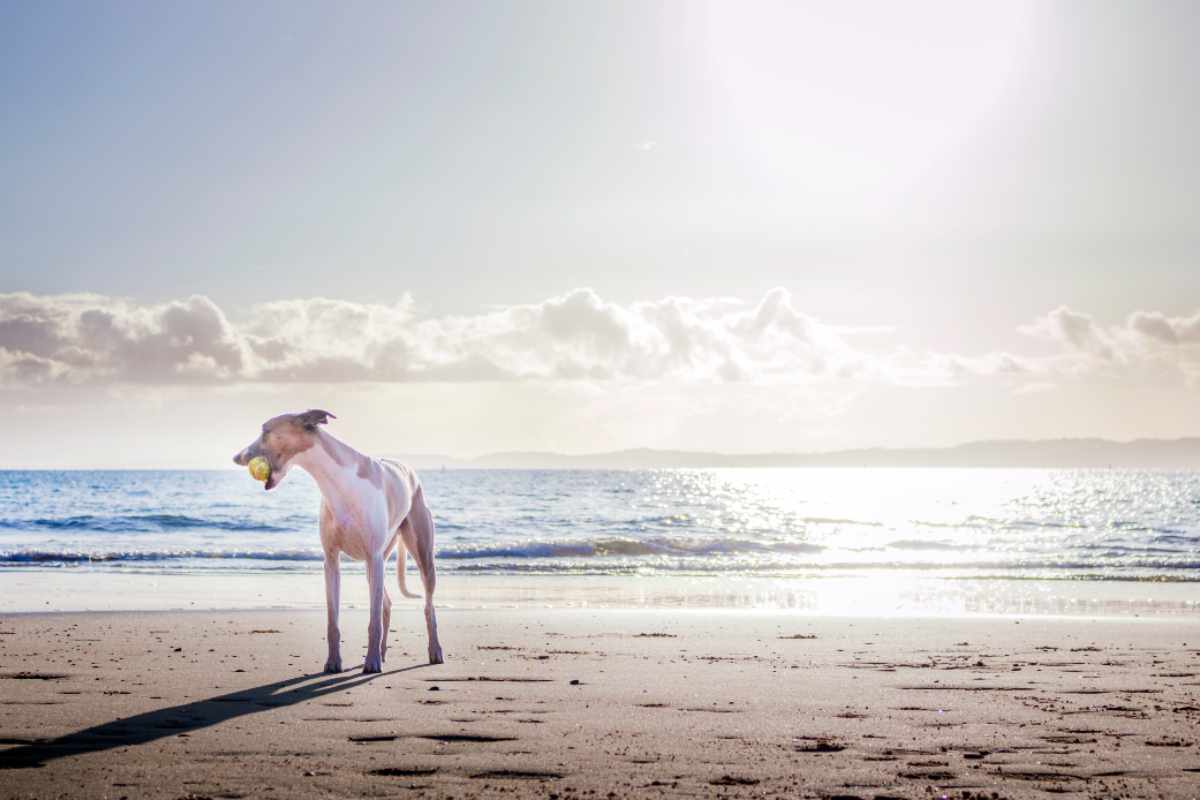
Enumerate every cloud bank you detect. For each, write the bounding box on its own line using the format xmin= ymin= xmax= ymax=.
xmin=1 ymin=289 xmax=1198 ymax=388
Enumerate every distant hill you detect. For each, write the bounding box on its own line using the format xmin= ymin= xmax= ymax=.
xmin=396 ymin=438 xmax=1200 ymax=470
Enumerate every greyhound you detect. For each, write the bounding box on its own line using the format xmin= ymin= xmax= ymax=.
xmin=233 ymin=410 xmax=444 ymax=672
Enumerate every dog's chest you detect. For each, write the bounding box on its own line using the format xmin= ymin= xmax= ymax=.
xmin=319 ymin=486 xmax=390 ymax=560
xmin=320 ymin=508 xmax=374 ymax=559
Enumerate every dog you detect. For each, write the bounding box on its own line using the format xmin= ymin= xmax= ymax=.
xmin=233 ymin=409 xmax=444 ymax=672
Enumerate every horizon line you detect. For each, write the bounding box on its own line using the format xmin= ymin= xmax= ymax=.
xmin=5 ymin=434 xmax=1200 ymax=471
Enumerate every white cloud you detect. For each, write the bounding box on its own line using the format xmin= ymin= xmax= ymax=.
xmin=1126 ymin=309 xmax=1200 ymax=345
xmin=0 ymin=288 xmax=864 ymax=385
xmin=1019 ymin=305 xmax=1115 ymax=360
xmin=2 ymin=289 xmax=1199 ymax=389
xmin=1017 ymin=305 xmax=1200 ymax=382
xmin=0 ymin=293 xmax=246 ymax=384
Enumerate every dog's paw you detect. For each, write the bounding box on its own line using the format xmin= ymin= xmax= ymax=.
xmin=323 ymin=658 xmax=343 ymax=674
xmin=362 ymin=654 xmax=383 ymax=673
xmin=428 ymin=645 xmax=444 ymax=665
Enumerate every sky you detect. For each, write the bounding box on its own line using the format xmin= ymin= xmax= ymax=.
xmin=2 ymin=0 xmax=1199 ymax=467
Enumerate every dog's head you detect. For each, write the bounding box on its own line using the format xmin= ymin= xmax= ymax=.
xmin=233 ymin=409 xmax=335 ymax=490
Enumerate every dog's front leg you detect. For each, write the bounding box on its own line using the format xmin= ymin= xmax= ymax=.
xmin=363 ymin=553 xmax=385 ymax=673
xmin=323 ymin=550 xmax=343 ymax=673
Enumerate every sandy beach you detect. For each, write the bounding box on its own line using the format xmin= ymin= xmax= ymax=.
xmin=1 ymin=607 xmax=1197 ymax=798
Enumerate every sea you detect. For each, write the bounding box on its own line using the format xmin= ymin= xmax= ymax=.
xmin=2 ymin=468 xmax=1198 ymax=616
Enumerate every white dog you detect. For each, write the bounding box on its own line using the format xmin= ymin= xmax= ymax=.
xmin=234 ymin=410 xmax=443 ymax=672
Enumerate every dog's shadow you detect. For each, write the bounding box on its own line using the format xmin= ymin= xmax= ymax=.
xmin=0 ymin=663 xmax=427 ymax=770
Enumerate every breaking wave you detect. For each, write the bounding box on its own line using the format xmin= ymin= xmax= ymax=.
xmin=2 ymin=538 xmax=1198 ymax=581
xmin=0 ymin=514 xmax=294 ymax=533
xmin=437 ymin=537 xmax=826 ymax=559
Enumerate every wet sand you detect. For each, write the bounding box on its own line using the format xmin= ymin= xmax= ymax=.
xmin=1 ymin=608 xmax=1198 ymax=798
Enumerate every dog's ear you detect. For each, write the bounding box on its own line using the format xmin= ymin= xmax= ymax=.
xmin=297 ymin=409 xmax=336 ymax=431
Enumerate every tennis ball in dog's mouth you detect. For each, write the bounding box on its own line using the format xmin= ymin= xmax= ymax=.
xmin=247 ymin=456 xmax=271 ymax=482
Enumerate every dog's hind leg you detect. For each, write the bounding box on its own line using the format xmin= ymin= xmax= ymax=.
xmin=381 ymin=586 xmax=392 ymax=662
xmin=400 ymin=486 xmax=444 ymax=665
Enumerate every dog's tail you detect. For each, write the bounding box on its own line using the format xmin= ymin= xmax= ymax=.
xmin=396 ymin=540 xmax=422 ymax=599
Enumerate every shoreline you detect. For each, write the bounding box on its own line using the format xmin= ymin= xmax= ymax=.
xmin=2 ymin=570 xmax=1198 ymax=618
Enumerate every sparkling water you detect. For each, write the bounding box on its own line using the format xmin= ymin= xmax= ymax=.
xmin=1 ymin=468 xmax=1197 ymax=582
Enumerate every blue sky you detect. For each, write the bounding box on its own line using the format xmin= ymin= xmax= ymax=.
xmin=2 ymin=1 xmax=1199 ymax=465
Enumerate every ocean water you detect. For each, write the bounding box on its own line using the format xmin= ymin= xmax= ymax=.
xmin=1 ymin=468 xmax=1198 ymax=583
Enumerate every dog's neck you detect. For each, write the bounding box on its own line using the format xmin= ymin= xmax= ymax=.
xmin=293 ymin=430 xmax=370 ymax=510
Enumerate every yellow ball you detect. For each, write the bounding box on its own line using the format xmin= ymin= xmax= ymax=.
xmin=248 ymin=456 xmax=271 ymax=482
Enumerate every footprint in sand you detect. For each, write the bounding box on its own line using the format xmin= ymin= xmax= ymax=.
xmin=470 ymin=769 xmax=563 ymax=780
xmin=418 ymin=733 xmax=518 ymax=743
xmin=368 ymin=767 xmax=439 ymax=777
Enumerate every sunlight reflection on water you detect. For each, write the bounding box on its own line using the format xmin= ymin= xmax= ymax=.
xmin=1 ymin=468 xmax=1198 ymax=584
